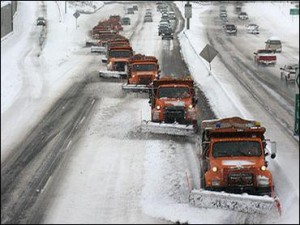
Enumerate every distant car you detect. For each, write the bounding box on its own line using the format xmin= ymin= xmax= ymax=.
xmin=238 ymin=12 xmax=248 ymax=20
xmin=246 ymin=23 xmax=259 ymax=34
xmin=121 ymin=17 xmax=131 ymax=25
xmin=144 ymin=15 xmax=153 ymax=22
xmin=280 ymin=63 xmax=299 ymax=83
xmin=223 ymin=24 xmax=237 ymax=35
xmin=161 ymin=29 xmax=174 ymax=40
xmin=37 ymin=17 xmax=46 ymax=26
xmin=168 ymin=11 xmax=176 ymax=20
xmin=127 ymin=8 xmax=134 ymax=14
xmin=219 ymin=11 xmax=227 ymax=20
xmin=253 ymin=49 xmax=277 ymax=66
xmin=133 ymin=5 xmax=138 ymax=11
xmin=158 ymin=24 xmax=171 ymax=36
xmin=265 ymin=37 xmax=282 ymax=53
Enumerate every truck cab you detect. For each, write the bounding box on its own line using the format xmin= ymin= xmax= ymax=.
xmin=127 ymin=54 xmax=160 ymax=86
xmin=103 ymin=46 xmax=133 ymax=75
xmin=149 ymin=77 xmax=199 ymax=126
xmin=200 ymin=117 xmax=276 ymax=196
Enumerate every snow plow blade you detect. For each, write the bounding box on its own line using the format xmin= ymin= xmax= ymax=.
xmin=99 ymin=70 xmax=127 ymax=79
xmin=122 ymin=83 xmax=150 ymax=92
xmin=189 ymin=189 xmax=278 ymax=214
xmin=141 ymin=120 xmax=195 ymax=136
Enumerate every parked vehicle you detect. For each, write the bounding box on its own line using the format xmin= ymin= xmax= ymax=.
xmin=254 ymin=49 xmax=277 ymax=66
xmin=265 ymin=37 xmax=282 ymax=53
xmin=280 ymin=63 xmax=299 ymax=83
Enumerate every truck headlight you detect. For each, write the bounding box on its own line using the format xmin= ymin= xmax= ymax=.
xmin=260 ymin=165 xmax=266 ymax=171
xmin=257 ymin=175 xmax=270 ymax=186
xmin=188 ymin=104 xmax=193 ymax=109
xmin=156 ymin=105 xmax=161 ymax=110
xmin=212 ymin=166 xmax=218 ymax=172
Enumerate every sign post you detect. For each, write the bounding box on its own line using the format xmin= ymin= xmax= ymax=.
xmin=199 ymin=44 xmax=218 ymax=72
xmin=185 ymin=2 xmax=192 ymax=30
xmin=73 ymin=11 xmax=80 ymax=29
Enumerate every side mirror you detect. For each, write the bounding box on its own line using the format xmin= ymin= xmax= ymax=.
xmin=102 ymin=58 xmax=107 ymax=63
xmin=270 ymin=141 xmax=277 ymax=159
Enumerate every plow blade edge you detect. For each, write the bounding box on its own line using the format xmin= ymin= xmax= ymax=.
xmin=189 ymin=189 xmax=278 ymax=214
xmin=122 ymin=83 xmax=150 ymax=92
xmin=141 ymin=120 xmax=195 ymax=136
xmin=99 ymin=70 xmax=127 ymax=79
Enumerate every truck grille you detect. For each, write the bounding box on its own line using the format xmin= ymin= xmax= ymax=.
xmin=227 ymin=173 xmax=254 ymax=187
xmin=164 ymin=106 xmax=185 ymax=124
xmin=138 ymin=76 xmax=152 ymax=85
xmin=115 ymin=62 xmax=126 ymax=71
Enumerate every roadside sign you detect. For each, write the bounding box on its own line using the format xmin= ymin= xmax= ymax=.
xmin=185 ymin=3 xmax=192 ymax=18
xmin=199 ymin=44 xmax=218 ymax=71
xmin=73 ymin=11 xmax=80 ymax=19
xmin=290 ymin=8 xmax=299 ymax=15
xmin=200 ymin=44 xmax=218 ymax=63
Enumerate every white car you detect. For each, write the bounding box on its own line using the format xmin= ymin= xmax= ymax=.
xmin=238 ymin=12 xmax=248 ymax=20
xmin=246 ymin=24 xmax=259 ymax=34
xmin=280 ymin=63 xmax=299 ymax=83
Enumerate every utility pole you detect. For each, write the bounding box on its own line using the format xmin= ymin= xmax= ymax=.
xmin=65 ymin=1 xmax=67 ymax=14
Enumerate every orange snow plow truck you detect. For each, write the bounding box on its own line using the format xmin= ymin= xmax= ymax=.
xmin=141 ymin=76 xmax=200 ymax=136
xmin=122 ymin=54 xmax=160 ymax=92
xmin=189 ymin=117 xmax=281 ymax=215
xmin=99 ymin=44 xmax=133 ymax=79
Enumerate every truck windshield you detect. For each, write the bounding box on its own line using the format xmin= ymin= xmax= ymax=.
xmin=212 ymin=141 xmax=262 ymax=158
xmin=109 ymin=51 xmax=132 ymax=58
xmin=132 ymin=64 xmax=156 ymax=72
xmin=158 ymin=87 xmax=190 ymax=98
